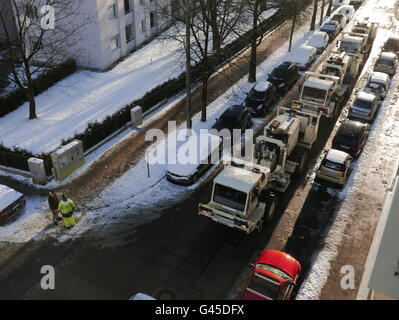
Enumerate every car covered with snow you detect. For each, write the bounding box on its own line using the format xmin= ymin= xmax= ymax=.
xmin=166 ymin=133 xmax=222 ymax=185
xmin=306 ymin=31 xmax=329 ymax=54
xmin=321 ymin=20 xmax=341 ymax=41
xmin=373 ymin=52 xmax=398 ymax=76
xmin=0 ymin=184 xmax=26 ymax=226
xmin=212 ymin=105 xmax=253 ymax=133
xmin=241 ymin=250 xmax=301 ymax=300
xmin=364 ymin=72 xmax=390 ymax=99
xmin=332 ymin=120 xmax=369 ymax=158
xmin=339 ymin=5 xmax=355 ymax=24
xmin=348 ymin=91 xmax=381 ymax=123
xmin=244 ymin=81 xmax=278 ymax=116
xmin=290 ymin=44 xmax=317 ymax=71
xmin=333 ymin=0 xmax=350 ymax=7
xmin=267 ymin=61 xmax=300 ymax=95
xmin=316 ymin=149 xmax=353 ymax=186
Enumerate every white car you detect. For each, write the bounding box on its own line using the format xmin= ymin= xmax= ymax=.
xmin=339 ymin=5 xmax=355 ymax=24
xmin=364 ymin=72 xmax=390 ymax=99
xmin=0 ymin=184 xmax=25 ymax=226
xmin=333 ymin=0 xmax=350 ymax=7
xmin=374 ymin=52 xmax=398 ymax=77
xmin=306 ymin=31 xmax=329 ymax=54
xmin=166 ymin=133 xmax=222 ymax=185
xmin=290 ymin=44 xmax=317 ymax=70
xmin=316 ymin=149 xmax=352 ymax=187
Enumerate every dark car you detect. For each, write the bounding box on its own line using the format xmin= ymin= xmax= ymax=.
xmin=332 ymin=120 xmax=369 ymax=157
xmin=382 ymin=35 xmax=399 ymax=56
xmin=244 ymin=81 xmax=278 ymax=116
xmin=0 ymin=185 xmax=26 ymax=226
xmin=267 ymin=62 xmax=300 ymax=95
xmin=212 ymin=105 xmax=252 ymax=132
xmin=321 ymin=20 xmax=341 ymax=41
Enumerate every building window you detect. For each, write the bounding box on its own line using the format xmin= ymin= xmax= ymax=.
xmin=124 ymin=0 xmax=131 ymax=13
xmin=108 ymin=3 xmax=118 ymax=20
xmin=110 ymin=35 xmax=120 ymax=50
xmin=140 ymin=19 xmax=146 ymax=32
xmin=150 ymin=12 xmax=155 ymax=28
xmin=125 ymin=24 xmax=134 ymax=43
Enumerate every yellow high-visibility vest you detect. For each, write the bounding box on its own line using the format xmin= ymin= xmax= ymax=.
xmin=58 ymin=199 xmax=75 ymax=214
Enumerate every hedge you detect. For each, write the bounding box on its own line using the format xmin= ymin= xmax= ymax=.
xmin=0 ymin=59 xmax=77 ymax=117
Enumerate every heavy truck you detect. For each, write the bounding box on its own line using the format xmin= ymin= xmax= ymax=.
xmin=198 ymin=102 xmax=321 ymax=233
xmin=296 ymin=52 xmax=354 ymax=118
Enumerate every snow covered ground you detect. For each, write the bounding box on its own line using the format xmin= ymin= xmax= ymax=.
xmin=0 ymin=9 xmax=318 ymax=243
xmin=0 ymin=9 xmax=277 ymax=155
xmin=296 ymin=0 xmax=399 ymax=300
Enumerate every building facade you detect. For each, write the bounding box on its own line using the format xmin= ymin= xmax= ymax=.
xmin=0 ymin=0 xmax=17 ymax=43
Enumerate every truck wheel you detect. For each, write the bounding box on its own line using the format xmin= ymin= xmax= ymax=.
xmin=296 ymin=150 xmax=308 ymax=175
xmin=289 ymin=146 xmax=308 ymax=175
xmin=265 ymin=195 xmax=278 ymax=221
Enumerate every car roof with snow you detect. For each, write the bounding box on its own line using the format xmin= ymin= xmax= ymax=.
xmin=338 ymin=119 xmax=367 ymax=136
xmin=308 ymin=32 xmax=328 ymax=45
xmin=325 ymin=149 xmax=350 ymax=164
xmin=291 ymin=45 xmax=316 ymax=64
xmin=253 ymin=81 xmax=271 ymax=92
xmin=214 ymin=165 xmax=262 ymax=194
xmin=357 ymin=91 xmax=377 ymax=102
xmin=342 ymin=35 xmax=364 ymax=43
xmin=0 ymin=185 xmax=23 ymax=210
xmin=378 ymin=52 xmax=397 ymax=60
xmin=166 ymin=133 xmax=221 ymax=176
xmin=370 ymin=72 xmax=390 ymax=84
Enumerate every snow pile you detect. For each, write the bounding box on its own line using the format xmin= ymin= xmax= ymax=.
xmin=296 ymin=0 xmax=399 ymax=299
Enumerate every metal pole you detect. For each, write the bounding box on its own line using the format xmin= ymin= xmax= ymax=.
xmin=185 ymin=0 xmax=192 ymax=132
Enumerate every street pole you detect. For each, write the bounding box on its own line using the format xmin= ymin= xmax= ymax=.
xmin=185 ymin=0 xmax=192 ymax=134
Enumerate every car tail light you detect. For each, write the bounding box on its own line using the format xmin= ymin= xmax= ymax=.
xmin=351 ymin=147 xmax=360 ymax=152
xmin=0 ymin=209 xmax=8 ymax=216
xmin=320 ymin=108 xmax=328 ymax=114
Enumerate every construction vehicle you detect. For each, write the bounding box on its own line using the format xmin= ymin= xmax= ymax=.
xmin=198 ymin=102 xmax=321 ymax=233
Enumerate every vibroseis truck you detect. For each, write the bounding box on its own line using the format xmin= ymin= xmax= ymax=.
xmin=198 ymin=102 xmax=321 ymax=233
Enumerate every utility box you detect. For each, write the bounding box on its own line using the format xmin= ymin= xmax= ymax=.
xmin=28 ymin=158 xmax=47 ymax=185
xmin=51 ymin=140 xmax=85 ymax=181
xmin=131 ymin=106 xmax=143 ymax=126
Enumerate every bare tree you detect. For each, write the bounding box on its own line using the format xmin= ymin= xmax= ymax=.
xmin=159 ymin=0 xmax=246 ymax=122
xmin=310 ymin=0 xmax=318 ymax=31
xmin=283 ymin=0 xmax=299 ymax=52
xmin=326 ymin=0 xmax=333 ymax=16
xmin=0 ymin=0 xmax=90 ymax=119
xmin=319 ymin=0 xmax=325 ymax=25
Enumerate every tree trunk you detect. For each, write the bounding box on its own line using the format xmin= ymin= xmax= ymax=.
xmin=28 ymin=85 xmax=37 ymax=119
xmin=210 ymin=0 xmax=220 ymax=57
xmin=248 ymin=2 xmax=259 ymax=83
xmin=201 ymin=76 xmax=208 ymax=122
xmin=319 ymin=0 xmax=325 ymax=26
xmin=288 ymin=10 xmax=296 ymax=52
xmin=310 ymin=0 xmax=318 ymax=31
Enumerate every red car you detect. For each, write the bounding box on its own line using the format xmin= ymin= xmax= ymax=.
xmin=241 ymin=250 xmax=301 ymax=300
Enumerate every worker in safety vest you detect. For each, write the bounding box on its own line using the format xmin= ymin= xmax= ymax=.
xmin=58 ymin=194 xmax=76 ymax=229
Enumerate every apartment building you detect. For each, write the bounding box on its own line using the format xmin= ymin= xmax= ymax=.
xmin=74 ymin=0 xmax=171 ymax=70
xmin=0 ymin=0 xmax=17 ymax=43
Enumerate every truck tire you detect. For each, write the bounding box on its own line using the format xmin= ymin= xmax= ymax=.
xmin=289 ymin=146 xmax=308 ymax=175
xmin=263 ymin=192 xmax=278 ymax=221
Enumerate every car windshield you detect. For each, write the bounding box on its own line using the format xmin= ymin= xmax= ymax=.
xmin=270 ymin=67 xmax=286 ymax=80
xmin=332 ymin=15 xmax=343 ymax=21
xmin=249 ymin=88 xmax=265 ymax=101
xmin=218 ymin=113 xmax=238 ymax=127
xmin=323 ymin=159 xmax=345 ymax=172
xmin=353 ymin=98 xmax=372 ymax=110
xmin=256 ymin=264 xmax=292 ymax=281
xmin=334 ymin=133 xmax=357 ymax=146
xmin=340 ymin=41 xmax=359 ymax=54
xmin=322 ymin=23 xmax=337 ymax=31
xmin=377 ymin=58 xmax=395 ymax=66
xmin=302 ymin=86 xmax=327 ymax=103
xmin=247 ymin=273 xmax=280 ymax=299
xmin=213 ymin=184 xmax=247 ymax=212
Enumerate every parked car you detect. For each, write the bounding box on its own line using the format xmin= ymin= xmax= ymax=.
xmin=245 ymin=81 xmax=278 ymax=116
xmin=331 ymin=13 xmax=347 ymax=29
xmin=166 ymin=133 xmax=222 ymax=185
xmin=316 ymin=149 xmax=353 ymax=187
xmin=364 ymin=72 xmax=390 ymax=99
xmin=129 ymin=293 xmax=156 ymax=300
xmin=382 ymin=35 xmax=399 ymax=56
xmin=333 ymin=0 xmax=350 ymax=6
xmin=348 ymin=91 xmax=381 ymax=123
xmin=0 ymin=184 xmax=26 ymax=226
xmin=374 ymin=52 xmax=398 ymax=77
xmin=332 ymin=120 xmax=369 ymax=158
xmin=267 ymin=61 xmax=300 ymax=95
xmin=321 ymin=20 xmax=341 ymax=41
xmin=349 ymin=0 xmax=363 ymax=9
xmin=290 ymin=44 xmax=317 ymax=71
xmin=212 ymin=105 xmax=253 ymax=133
xmin=339 ymin=5 xmax=355 ymax=23
xmin=306 ymin=31 xmax=329 ymax=54
xmin=241 ymin=250 xmax=301 ymax=300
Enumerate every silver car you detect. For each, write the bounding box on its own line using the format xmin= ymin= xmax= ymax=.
xmin=348 ymin=91 xmax=381 ymax=123
xmin=374 ymin=52 xmax=398 ymax=76
xmin=364 ymin=72 xmax=390 ymax=99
